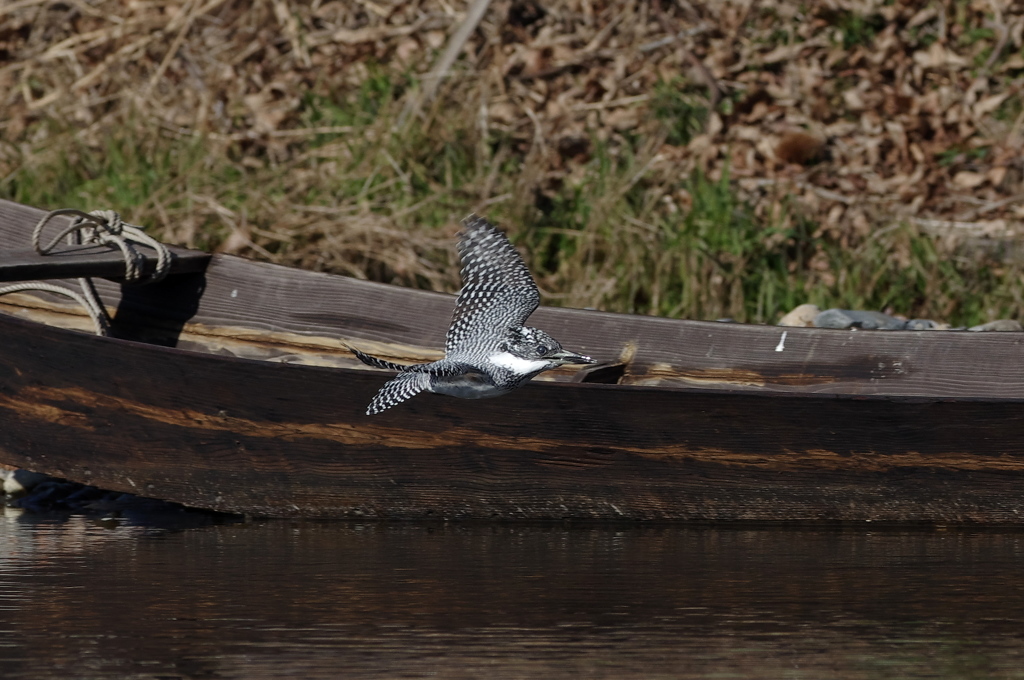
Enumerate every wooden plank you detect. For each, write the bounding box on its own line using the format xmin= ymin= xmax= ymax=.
xmin=176 ymin=257 xmax=1024 ymax=399
xmin=0 ymin=244 xmax=209 ymax=282
xmin=2 ymin=312 xmax=1024 ymax=522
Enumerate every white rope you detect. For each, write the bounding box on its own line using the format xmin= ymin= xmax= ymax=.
xmin=31 ymin=208 xmax=172 ymax=284
xmin=0 ymin=208 xmax=173 ymax=336
xmin=0 ymin=282 xmax=110 ymax=336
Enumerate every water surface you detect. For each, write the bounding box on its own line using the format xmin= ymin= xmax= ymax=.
xmin=2 ymin=511 xmax=1024 ymax=679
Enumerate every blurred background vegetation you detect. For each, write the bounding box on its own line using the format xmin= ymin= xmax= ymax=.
xmin=2 ymin=0 xmax=1024 ymax=325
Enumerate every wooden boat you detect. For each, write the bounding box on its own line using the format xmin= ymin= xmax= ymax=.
xmin=2 ymin=198 xmax=1024 ymax=523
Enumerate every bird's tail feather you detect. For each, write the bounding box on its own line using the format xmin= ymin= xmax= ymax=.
xmin=345 ymin=344 xmax=412 ymax=372
xmin=366 ymin=371 xmax=431 ymax=415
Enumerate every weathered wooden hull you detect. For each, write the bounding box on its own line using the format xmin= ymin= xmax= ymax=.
xmin=2 ymin=311 xmax=1024 ymax=521
xmin=3 ymin=199 xmax=1024 ymax=521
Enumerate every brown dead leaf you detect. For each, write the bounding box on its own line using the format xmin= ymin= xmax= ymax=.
xmin=953 ymin=171 xmax=987 ymax=189
xmin=988 ymin=166 xmax=1008 ymax=186
xmin=913 ymin=42 xmax=969 ymax=69
xmin=973 ymin=93 xmax=1011 ymax=118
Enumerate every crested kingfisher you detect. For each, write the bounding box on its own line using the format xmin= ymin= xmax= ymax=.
xmin=352 ymin=214 xmax=595 ymax=415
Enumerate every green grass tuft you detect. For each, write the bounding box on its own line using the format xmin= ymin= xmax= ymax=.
xmin=651 ymin=78 xmax=708 ymax=146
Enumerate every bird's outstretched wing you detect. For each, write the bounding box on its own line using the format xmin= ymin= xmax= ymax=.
xmin=446 ymin=214 xmax=540 ymax=355
xmin=365 ymin=371 xmax=432 ymax=415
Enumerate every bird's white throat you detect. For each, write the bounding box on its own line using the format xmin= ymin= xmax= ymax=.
xmin=488 ymin=351 xmax=550 ymax=374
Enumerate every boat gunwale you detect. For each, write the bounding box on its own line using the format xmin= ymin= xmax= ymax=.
xmin=1 ymin=309 xmax=1023 ymax=407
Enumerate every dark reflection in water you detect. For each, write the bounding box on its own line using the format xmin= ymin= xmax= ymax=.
xmin=3 ymin=511 xmax=1024 ymax=679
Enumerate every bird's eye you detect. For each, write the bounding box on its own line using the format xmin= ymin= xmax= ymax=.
xmin=536 ymin=345 xmax=548 ymax=355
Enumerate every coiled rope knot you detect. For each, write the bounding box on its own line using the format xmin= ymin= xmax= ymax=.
xmin=0 ymin=208 xmax=175 ymax=336
xmin=33 ymin=208 xmax=172 ymax=285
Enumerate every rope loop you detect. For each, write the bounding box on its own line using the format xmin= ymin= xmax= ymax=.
xmin=0 ymin=207 xmax=176 ymax=336
xmin=31 ymin=208 xmax=172 ymax=284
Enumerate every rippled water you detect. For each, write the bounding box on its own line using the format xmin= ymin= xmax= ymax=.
xmin=3 ymin=510 xmax=1024 ymax=679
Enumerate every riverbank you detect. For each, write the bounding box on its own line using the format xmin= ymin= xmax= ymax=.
xmin=3 ymin=1 xmax=1024 ymax=324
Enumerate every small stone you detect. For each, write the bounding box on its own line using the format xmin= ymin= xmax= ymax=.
xmin=3 ymin=470 xmax=51 ymax=496
xmin=814 ymin=309 xmax=907 ymax=330
xmin=778 ymin=304 xmax=821 ymax=327
xmin=968 ymin=319 xmax=1023 ymax=332
xmin=905 ymin=319 xmax=950 ymax=331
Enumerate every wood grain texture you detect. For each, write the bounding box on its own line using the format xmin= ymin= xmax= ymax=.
xmin=1 ymin=312 xmax=1024 ymax=521
xmin=4 ymin=198 xmax=1024 ymax=521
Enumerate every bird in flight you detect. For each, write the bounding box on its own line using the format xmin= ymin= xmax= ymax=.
xmin=352 ymin=214 xmax=595 ymax=415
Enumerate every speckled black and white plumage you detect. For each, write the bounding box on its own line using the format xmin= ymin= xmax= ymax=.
xmin=446 ymin=215 xmax=540 ymax=356
xmin=354 ymin=214 xmax=596 ymax=415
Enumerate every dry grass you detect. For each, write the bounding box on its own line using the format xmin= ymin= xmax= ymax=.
xmin=3 ymin=1 xmax=1024 ymax=324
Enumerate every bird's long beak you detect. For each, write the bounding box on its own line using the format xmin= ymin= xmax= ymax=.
xmin=550 ymin=349 xmax=596 ymax=365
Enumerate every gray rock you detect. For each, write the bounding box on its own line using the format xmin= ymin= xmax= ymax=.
xmin=968 ymin=319 xmax=1023 ymax=332
xmin=905 ymin=319 xmax=951 ymax=331
xmin=2 ymin=469 xmax=51 ymax=496
xmin=813 ymin=309 xmax=907 ymax=330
